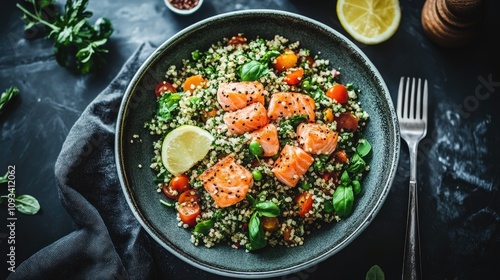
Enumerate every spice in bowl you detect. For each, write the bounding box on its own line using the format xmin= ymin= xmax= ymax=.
xmin=164 ymin=0 xmax=203 ymax=15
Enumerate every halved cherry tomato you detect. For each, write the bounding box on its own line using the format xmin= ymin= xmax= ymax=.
xmin=284 ymin=68 xmax=304 ymax=85
xmin=274 ymin=50 xmax=298 ymax=72
xmin=178 ymin=200 xmax=200 ymax=227
xmin=326 ymin=84 xmax=348 ymax=104
xmin=295 ymin=192 xmax=313 ymax=218
xmin=261 ymin=217 xmax=279 ymax=232
xmin=170 ymin=174 xmax=190 ymax=193
xmin=161 ymin=175 xmax=190 ymax=200
xmin=178 ymin=189 xmax=199 ymax=204
xmin=333 ymin=149 xmax=348 ymax=163
xmin=183 ymin=75 xmax=206 ymax=92
xmin=227 ymin=35 xmax=247 ymax=46
xmin=161 ymin=183 xmax=178 ymax=200
xmin=323 ymin=108 xmax=334 ymax=123
xmin=155 ymin=81 xmax=176 ymax=97
xmin=336 ymin=112 xmax=359 ymax=132
xmin=177 ymin=190 xmax=200 ymax=227
xmin=303 ymin=56 xmax=315 ymax=68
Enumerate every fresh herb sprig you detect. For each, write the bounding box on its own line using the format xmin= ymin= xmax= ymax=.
xmin=0 ymin=172 xmax=41 ymax=215
xmin=331 ymin=139 xmax=372 ymax=217
xmin=245 ymin=193 xmax=280 ymax=251
xmin=17 ymin=0 xmax=114 ymax=74
xmin=0 ymin=86 xmax=19 ymax=112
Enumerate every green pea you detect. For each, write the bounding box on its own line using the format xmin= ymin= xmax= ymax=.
xmin=249 ymin=141 xmax=264 ymax=157
xmin=191 ymin=50 xmax=201 ymax=60
xmin=301 ymin=80 xmax=311 ymax=90
xmin=252 ymin=170 xmax=263 ymax=181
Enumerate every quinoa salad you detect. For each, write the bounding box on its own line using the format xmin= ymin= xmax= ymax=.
xmin=144 ymin=34 xmax=371 ymax=251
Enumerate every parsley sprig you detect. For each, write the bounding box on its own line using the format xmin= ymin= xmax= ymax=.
xmin=17 ymin=0 xmax=114 ymax=74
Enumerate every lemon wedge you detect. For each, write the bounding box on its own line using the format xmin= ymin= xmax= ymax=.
xmin=336 ymin=0 xmax=402 ymax=45
xmin=161 ymin=125 xmax=214 ymax=176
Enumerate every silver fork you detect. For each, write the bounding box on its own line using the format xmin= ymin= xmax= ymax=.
xmin=397 ymin=77 xmax=428 ymax=280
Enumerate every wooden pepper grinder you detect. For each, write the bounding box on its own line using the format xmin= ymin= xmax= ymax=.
xmin=421 ymin=0 xmax=485 ymax=47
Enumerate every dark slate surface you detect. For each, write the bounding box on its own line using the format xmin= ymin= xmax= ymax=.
xmin=1 ymin=0 xmax=499 ymax=279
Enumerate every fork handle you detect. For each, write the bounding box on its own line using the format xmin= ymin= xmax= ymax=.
xmin=402 ymin=180 xmax=421 ymax=280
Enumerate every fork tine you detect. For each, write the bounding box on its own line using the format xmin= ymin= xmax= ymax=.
xmin=422 ymin=79 xmax=428 ymax=121
xmin=403 ymin=77 xmax=410 ymax=119
xmin=397 ymin=77 xmax=404 ymax=118
xmin=409 ymin=78 xmax=416 ymax=119
xmin=415 ymin=78 xmax=422 ymax=119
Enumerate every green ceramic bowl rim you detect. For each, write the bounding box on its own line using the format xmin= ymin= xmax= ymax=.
xmin=116 ymin=9 xmax=400 ymax=278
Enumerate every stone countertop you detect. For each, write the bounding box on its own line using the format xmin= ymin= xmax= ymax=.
xmin=1 ymin=0 xmax=499 ymax=279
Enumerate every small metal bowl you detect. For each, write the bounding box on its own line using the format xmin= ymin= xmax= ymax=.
xmin=164 ymin=0 xmax=203 ymax=15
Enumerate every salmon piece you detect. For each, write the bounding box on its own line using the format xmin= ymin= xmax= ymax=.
xmin=224 ymin=102 xmax=269 ymax=135
xmin=250 ymin=123 xmax=280 ymax=157
xmin=296 ymin=123 xmax=339 ymax=155
xmin=267 ymin=92 xmax=316 ymax=122
xmin=199 ymin=155 xmax=253 ymax=208
xmin=272 ymin=145 xmax=314 ymax=187
xmin=217 ymin=81 xmax=266 ymax=111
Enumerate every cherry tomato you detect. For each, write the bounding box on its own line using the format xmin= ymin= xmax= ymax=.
xmin=274 ymin=50 xmax=298 ymax=72
xmin=333 ymin=149 xmax=348 ymax=163
xmin=304 ymin=56 xmax=315 ymax=68
xmin=323 ymin=108 xmax=334 ymax=123
xmin=336 ymin=112 xmax=359 ymax=132
xmin=169 ymin=174 xmax=190 ymax=193
xmin=227 ymin=35 xmax=247 ymax=46
xmin=284 ymin=68 xmax=304 ymax=85
xmin=183 ymin=75 xmax=206 ymax=92
xmin=177 ymin=190 xmax=200 ymax=227
xmin=261 ymin=217 xmax=279 ymax=232
xmin=155 ymin=81 xmax=176 ymax=97
xmin=161 ymin=183 xmax=178 ymax=200
xmin=295 ymin=192 xmax=313 ymax=218
xmin=178 ymin=189 xmax=199 ymax=204
xmin=178 ymin=200 xmax=200 ymax=227
xmin=326 ymin=84 xmax=348 ymax=104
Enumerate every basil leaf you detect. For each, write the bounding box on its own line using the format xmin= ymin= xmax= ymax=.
xmin=332 ymin=185 xmax=354 ymax=217
xmin=193 ymin=219 xmax=214 ymax=235
xmin=259 ymin=50 xmax=280 ymax=64
xmin=15 ymin=195 xmax=41 ymax=215
xmin=0 ymin=86 xmax=19 ymax=112
xmin=357 ymin=139 xmax=372 ymax=157
xmin=347 ymin=153 xmax=366 ymax=173
xmin=352 ymin=180 xmax=361 ymax=195
xmin=255 ymin=201 xmax=280 ymax=217
xmin=340 ymin=170 xmax=351 ymax=185
xmin=239 ymin=61 xmax=269 ymax=81
xmin=246 ymin=193 xmax=256 ymax=206
xmin=246 ymin=212 xmax=267 ymax=251
xmin=366 ymin=264 xmax=385 ymax=280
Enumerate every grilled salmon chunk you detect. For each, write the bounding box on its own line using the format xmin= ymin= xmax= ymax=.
xmin=217 ymin=81 xmax=266 ymax=111
xmin=250 ymin=123 xmax=280 ymax=157
xmin=272 ymin=145 xmax=314 ymax=187
xmin=267 ymin=92 xmax=316 ymax=122
xmin=224 ymin=102 xmax=269 ymax=135
xmin=296 ymin=123 xmax=338 ymax=155
xmin=199 ymin=155 xmax=253 ymax=208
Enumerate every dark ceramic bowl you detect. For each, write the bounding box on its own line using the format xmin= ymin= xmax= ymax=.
xmin=115 ymin=9 xmax=400 ymax=278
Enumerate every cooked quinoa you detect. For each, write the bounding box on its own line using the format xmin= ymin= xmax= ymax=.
xmin=145 ymin=34 xmax=370 ymax=251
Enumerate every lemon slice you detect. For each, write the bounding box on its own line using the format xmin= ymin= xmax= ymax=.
xmin=161 ymin=125 xmax=214 ymax=176
xmin=336 ymin=0 xmax=402 ymax=45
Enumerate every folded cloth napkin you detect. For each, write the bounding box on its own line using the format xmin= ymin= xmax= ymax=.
xmin=7 ymin=42 xmax=227 ymax=280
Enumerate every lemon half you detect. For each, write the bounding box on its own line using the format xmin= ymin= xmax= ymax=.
xmin=337 ymin=0 xmax=402 ymax=45
xmin=161 ymin=125 xmax=214 ymax=176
